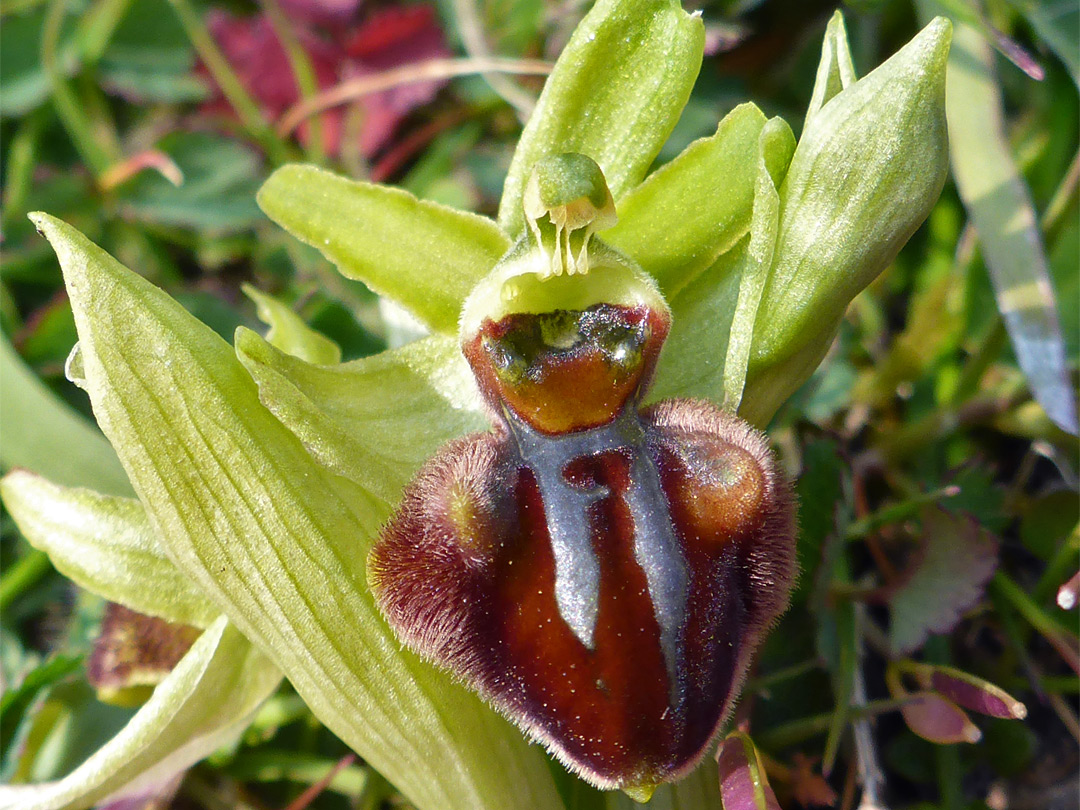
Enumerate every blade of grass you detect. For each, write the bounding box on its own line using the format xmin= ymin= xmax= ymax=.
xmin=261 ymin=0 xmax=324 ymax=165
xmin=938 ymin=16 xmax=1077 ymax=434
xmin=42 ymin=0 xmax=116 ymax=176
xmin=165 ymin=0 xmax=293 ymax=165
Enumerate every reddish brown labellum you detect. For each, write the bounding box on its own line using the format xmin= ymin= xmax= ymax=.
xmin=370 ymin=286 xmax=796 ymax=791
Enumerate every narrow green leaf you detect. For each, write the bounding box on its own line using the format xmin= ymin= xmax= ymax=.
xmin=941 ymin=20 xmax=1077 ymax=435
xmin=0 ymin=617 xmax=281 ymax=810
xmin=0 ymin=470 xmax=218 ymax=629
xmin=30 ymin=213 xmax=563 ymax=810
xmin=498 ymin=0 xmax=704 ymax=237
xmin=742 ymin=17 xmax=952 ymax=427
xmin=257 ymin=164 xmax=512 ymax=335
xmin=0 ymin=654 xmax=83 ymax=758
xmin=0 ymin=332 xmax=132 ymax=496
xmin=243 ymin=284 xmax=341 ymax=365
xmin=604 ymin=103 xmax=768 ymax=296
xmin=805 ymin=11 xmax=857 ymax=127
xmin=235 ymin=328 xmax=486 ymax=505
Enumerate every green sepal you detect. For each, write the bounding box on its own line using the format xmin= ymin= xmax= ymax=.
xmin=235 ymin=329 xmax=487 ymax=505
xmin=742 ymin=16 xmax=952 ymax=426
xmin=498 ymin=0 xmax=704 ymax=237
xmin=257 ymin=164 xmax=512 ymax=335
xmin=0 ymin=471 xmax=219 ymax=629
xmin=805 ymin=11 xmax=857 ymax=128
xmin=0 ymin=617 xmax=281 ymax=810
xmin=243 ymin=284 xmax=341 ymax=365
xmin=30 ymin=213 xmax=563 ymax=810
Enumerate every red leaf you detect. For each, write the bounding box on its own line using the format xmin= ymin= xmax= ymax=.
xmin=926 ymin=665 xmax=1027 ymax=720
xmin=887 ymin=507 xmax=998 ymax=654
xmin=280 ymin=0 xmax=362 ymax=27
xmin=202 ymin=5 xmax=449 ymax=157
xmin=342 ymin=6 xmax=450 ymax=156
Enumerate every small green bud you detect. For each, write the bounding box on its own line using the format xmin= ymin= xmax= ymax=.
xmin=743 ymin=16 xmax=952 ymax=425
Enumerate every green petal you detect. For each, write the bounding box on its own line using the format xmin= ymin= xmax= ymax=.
xmin=804 ymin=11 xmax=857 ymax=127
xmin=235 ymin=328 xmax=486 ymax=505
xmin=0 ymin=332 xmax=131 ymax=496
xmin=0 ymin=471 xmax=218 ymax=629
xmin=243 ymin=284 xmax=341 ymax=365
xmin=743 ymin=17 xmax=952 ymax=426
xmin=257 ymin=164 xmax=511 ymax=335
xmin=30 ymin=213 xmax=562 ymax=810
xmin=0 ymin=617 xmax=281 ymax=810
xmin=605 ymin=103 xmax=768 ymax=296
xmin=498 ymin=0 xmax=704 ymax=237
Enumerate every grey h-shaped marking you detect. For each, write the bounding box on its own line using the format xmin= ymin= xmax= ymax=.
xmin=507 ymin=411 xmax=688 ymax=689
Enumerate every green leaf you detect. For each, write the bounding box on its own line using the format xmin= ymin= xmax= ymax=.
xmin=0 ymin=332 xmax=132 ymax=497
xmin=30 ymin=214 xmax=563 ymax=810
xmin=498 ymin=0 xmax=704 ymax=237
xmin=804 ymin=11 xmax=857 ymax=127
xmin=243 ymin=284 xmax=341 ymax=366
xmin=0 ymin=617 xmax=281 ymax=810
xmin=97 ymin=0 xmax=207 ymax=103
xmin=743 ymin=17 xmax=952 ymax=427
xmin=0 ymin=6 xmax=78 ymax=118
xmin=257 ymin=164 xmax=512 ymax=335
xmin=647 ymin=242 xmax=742 ymax=404
xmin=235 ymin=328 xmax=486 ymax=505
xmin=888 ymin=508 xmax=999 ymax=655
xmin=604 ymin=103 xmax=768 ymax=296
xmin=117 ymin=132 xmax=262 ymax=234
xmin=0 ymin=470 xmax=219 ymax=629
xmin=939 ymin=19 xmax=1077 ymax=435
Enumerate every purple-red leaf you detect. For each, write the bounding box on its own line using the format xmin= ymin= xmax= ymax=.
xmin=921 ymin=664 xmax=1027 ymax=720
xmin=888 ymin=507 xmax=998 ymax=654
xmin=898 ymin=692 xmax=982 ymax=745
xmin=203 ymin=5 xmax=448 ymax=157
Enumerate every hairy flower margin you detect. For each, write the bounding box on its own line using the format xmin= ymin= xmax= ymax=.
xmin=1 ymin=3 xmax=951 ymax=809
